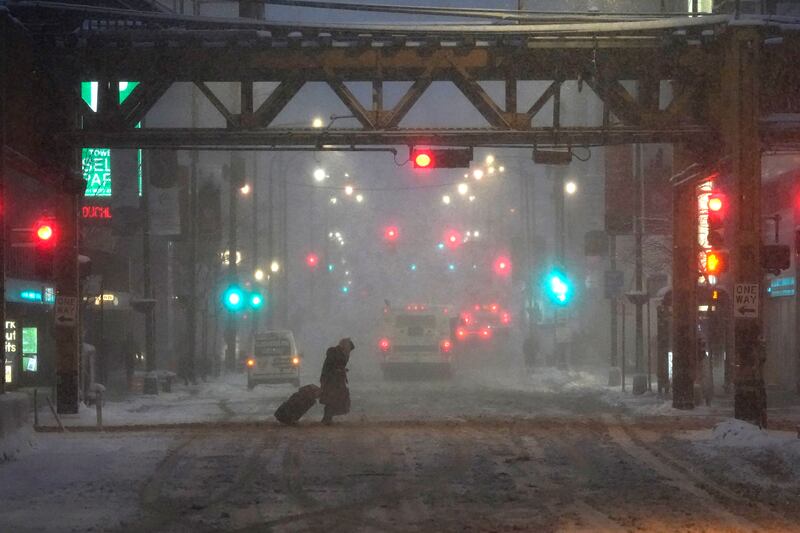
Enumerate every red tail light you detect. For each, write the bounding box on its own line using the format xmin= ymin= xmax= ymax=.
xmin=480 ymin=328 xmax=492 ymax=339
xmin=440 ymin=339 xmax=452 ymax=353
xmin=456 ymin=328 xmax=466 ymax=339
xmin=501 ymin=312 xmax=511 ymax=325
xmin=379 ymin=338 xmax=391 ymax=352
xmin=460 ymin=312 xmax=472 ymax=325
xmin=490 ymin=303 xmax=499 ymax=313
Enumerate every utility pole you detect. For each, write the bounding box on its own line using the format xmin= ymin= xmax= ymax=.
xmin=553 ymin=166 xmax=566 ymax=369
xmin=633 ymin=143 xmax=647 ymax=392
xmin=609 ymin=235 xmax=619 ymax=382
xmin=721 ymin=29 xmax=766 ymax=426
xmin=225 ymin=156 xmax=242 ymax=371
xmin=141 ymin=151 xmax=158 ymax=394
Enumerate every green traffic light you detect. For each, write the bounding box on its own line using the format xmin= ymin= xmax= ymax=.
xmin=222 ymin=284 xmax=245 ymax=312
xmin=543 ymin=268 xmax=573 ymax=306
xmin=249 ymin=291 xmax=265 ymax=310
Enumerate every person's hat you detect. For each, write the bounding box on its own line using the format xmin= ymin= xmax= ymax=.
xmin=340 ymin=337 xmax=355 ymax=351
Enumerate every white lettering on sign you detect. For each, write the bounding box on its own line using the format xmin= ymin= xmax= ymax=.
xmin=733 ymin=284 xmax=759 ymax=318
xmin=55 ymin=296 xmax=78 ymax=327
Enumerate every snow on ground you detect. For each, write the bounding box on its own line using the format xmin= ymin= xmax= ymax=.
xmin=0 ymin=431 xmax=176 ymax=533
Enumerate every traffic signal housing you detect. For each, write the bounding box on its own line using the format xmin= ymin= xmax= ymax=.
xmin=34 ymin=217 xmax=58 ymax=278
xmin=411 ymin=147 xmax=472 ymax=169
xmin=707 ymin=192 xmax=726 ymax=246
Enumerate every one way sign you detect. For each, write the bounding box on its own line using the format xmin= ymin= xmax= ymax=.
xmin=734 ymin=284 xmax=759 ymax=318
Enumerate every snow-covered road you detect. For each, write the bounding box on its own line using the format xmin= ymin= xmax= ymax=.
xmin=4 ymin=365 xmax=800 ymax=532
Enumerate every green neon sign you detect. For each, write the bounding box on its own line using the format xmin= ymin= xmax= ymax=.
xmin=81 ymin=81 xmax=143 ymax=197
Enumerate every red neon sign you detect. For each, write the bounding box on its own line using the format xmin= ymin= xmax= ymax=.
xmin=82 ymin=206 xmax=112 ymax=219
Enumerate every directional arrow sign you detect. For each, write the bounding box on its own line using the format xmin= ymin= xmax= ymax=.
xmin=55 ymin=296 xmax=78 ymax=327
xmin=733 ymin=284 xmax=759 ymax=318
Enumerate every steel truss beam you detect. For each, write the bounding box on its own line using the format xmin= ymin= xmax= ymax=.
xmin=8 ymin=6 xmax=800 ymax=150
xmin=62 ymin=37 xmax=719 ymax=148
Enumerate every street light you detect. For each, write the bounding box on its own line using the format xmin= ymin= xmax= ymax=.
xmin=565 ymin=181 xmax=578 ymax=195
xmin=270 ymin=260 xmax=280 ymax=273
xmin=457 ymin=183 xmax=469 ymax=196
xmin=442 ymin=195 xmax=451 ymax=205
xmin=240 ymin=183 xmax=251 ymax=195
xmin=472 ymin=169 xmax=484 ymax=181
xmin=313 ymin=168 xmax=327 ymax=182
xmin=330 ymin=197 xmax=338 ymax=205
xmin=485 ymin=154 xmax=495 ymax=165
xmin=254 ymin=268 xmax=265 ymax=281
xmin=468 ymin=195 xmax=476 ymax=202
xmin=344 ymin=185 xmax=354 ymax=196
xmin=356 ymin=194 xmax=364 ymax=203
xmin=312 ymin=117 xmax=324 ymax=128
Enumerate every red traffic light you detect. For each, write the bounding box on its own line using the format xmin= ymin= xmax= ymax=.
xmin=34 ymin=218 xmax=57 ymax=246
xmin=444 ymin=229 xmax=462 ymax=249
xmin=493 ymin=256 xmax=512 ymax=276
xmin=305 ymin=253 xmax=319 ymax=268
xmin=384 ymin=225 xmax=400 ymax=242
xmin=412 ymin=150 xmax=433 ymax=169
xmin=708 ymin=194 xmax=724 ymax=213
xmin=36 ymin=224 xmax=54 ymax=241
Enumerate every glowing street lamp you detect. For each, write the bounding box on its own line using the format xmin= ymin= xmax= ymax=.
xmin=485 ymin=154 xmax=495 ymax=165
xmin=356 ymin=194 xmax=364 ymax=203
xmin=472 ymin=169 xmax=484 ymax=181
xmin=442 ymin=195 xmax=451 ymax=205
xmin=239 ymin=183 xmax=251 ymax=195
xmin=457 ymin=183 xmax=469 ymax=196
xmin=565 ymin=181 xmax=578 ymax=195
xmin=313 ymin=168 xmax=327 ymax=182
xmin=254 ymin=268 xmax=265 ymax=281
xmin=311 ymin=117 xmax=325 ymax=128
xmin=344 ymin=185 xmax=354 ymax=196
xmin=270 ymin=260 xmax=281 ymax=273
xmin=330 ymin=197 xmax=338 ymax=205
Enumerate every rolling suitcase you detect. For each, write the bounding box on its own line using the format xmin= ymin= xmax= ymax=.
xmin=274 ymin=384 xmax=320 ymax=425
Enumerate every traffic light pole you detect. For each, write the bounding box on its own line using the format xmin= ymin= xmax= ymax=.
xmin=141 ymin=152 xmax=158 ymax=394
xmin=721 ymin=29 xmax=766 ymax=426
xmin=225 ymin=155 xmax=239 ymax=372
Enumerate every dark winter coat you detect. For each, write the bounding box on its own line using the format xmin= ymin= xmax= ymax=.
xmin=319 ymin=346 xmax=350 ymax=416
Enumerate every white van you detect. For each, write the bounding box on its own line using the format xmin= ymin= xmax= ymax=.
xmin=378 ymin=305 xmax=454 ymax=378
xmin=246 ymin=330 xmax=301 ymax=389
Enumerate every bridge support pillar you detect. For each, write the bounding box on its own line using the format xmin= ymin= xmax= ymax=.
xmin=671 ymin=146 xmax=697 ymax=410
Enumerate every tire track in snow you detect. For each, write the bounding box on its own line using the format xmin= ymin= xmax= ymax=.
xmin=601 ymin=414 xmax=763 ymax=532
xmin=502 ymin=421 xmax=629 ymax=533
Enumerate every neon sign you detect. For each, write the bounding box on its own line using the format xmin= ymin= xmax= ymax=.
xmin=82 ymin=206 xmax=112 ymax=219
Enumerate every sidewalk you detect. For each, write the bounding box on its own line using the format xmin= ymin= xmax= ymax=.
xmin=33 ymin=373 xmax=294 ymax=430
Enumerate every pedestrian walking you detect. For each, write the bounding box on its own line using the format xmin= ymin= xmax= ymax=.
xmin=319 ymin=338 xmax=354 ymax=425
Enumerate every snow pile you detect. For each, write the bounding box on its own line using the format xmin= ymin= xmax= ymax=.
xmin=710 ymin=418 xmax=797 ymax=448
